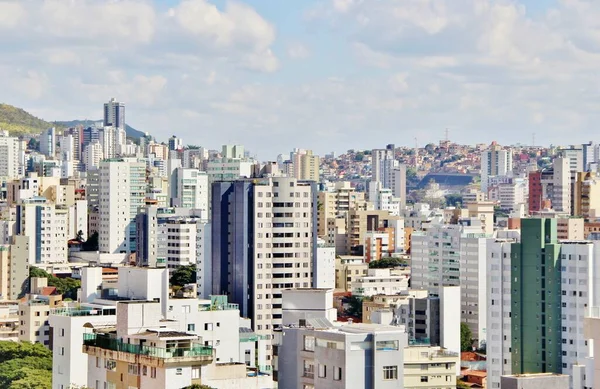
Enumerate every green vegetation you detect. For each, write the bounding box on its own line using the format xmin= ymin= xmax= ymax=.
xmin=368 ymin=257 xmax=407 ymax=269
xmin=80 ymin=231 xmax=99 ymax=251
xmin=170 ymin=265 xmax=196 ymax=287
xmin=345 ymin=296 xmax=364 ymax=317
xmin=0 ymin=104 xmax=61 ymax=136
xmin=457 ymin=378 xmax=471 ymax=389
xmin=29 ymin=267 xmax=80 ymax=299
xmin=0 ymin=341 xmax=52 ymax=388
xmin=445 ymin=194 xmax=463 ymax=207
xmin=461 ymin=322 xmax=473 ymax=352
xmin=182 ymin=384 xmax=215 ymax=389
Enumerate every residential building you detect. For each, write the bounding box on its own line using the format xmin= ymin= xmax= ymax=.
xmin=18 ymin=278 xmax=63 ymax=347
xmin=315 ymin=239 xmax=336 ymax=289
xmin=275 ymin=321 xmax=408 ymax=389
xmin=40 ymin=127 xmax=56 ymax=158
xmin=168 ymin=135 xmax=183 ymax=151
xmin=211 ymin=177 xmax=317 ymax=357
xmin=98 ymin=158 xmax=146 ymax=254
xmin=82 ymin=141 xmax=103 ymax=170
xmin=317 ymin=181 xmax=365 ymax=238
xmin=170 ymin=167 xmax=209 ymax=216
xmin=500 ymin=373 xmax=569 ymax=389
xmin=103 ymin=97 xmax=125 ymax=130
xmin=16 ymin=198 xmax=69 ymax=264
xmin=480 ymin=143 xmax=513 ymax=192
xmin=351 ymin=268 xmax=409 ymax=297
xmin=403 ymin=346 xmax=459 ymax=389
xmin=0 ymin=237 xmax=30 ymax=299
xmin=371 ymin=146 xmax=395 ymax=186
xmin=206 ymin=156 xmax=254 ymax=182
xmin=346 ymin=209 xmax=401 ymax=255
xmin=364 ymin=229 xmax=395 ymax=262
xmin=290 ymin=148 xmax=320 ymax=181
xmin=573 ymin=171 xmax=600 ymax=219
xmin=335 ymin=256 xmax=368 ymax=292
xmin=0 ymin=131 xmax=21 ymax=179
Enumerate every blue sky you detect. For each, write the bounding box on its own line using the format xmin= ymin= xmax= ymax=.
xmin=0 ymin=0 xmax=599 ymax=158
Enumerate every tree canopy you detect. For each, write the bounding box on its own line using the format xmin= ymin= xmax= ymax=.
xmin=461 ymin=322 xmax=474 ymax=352
xmin=30 ymin=267 xmax=80 ymax=299
xmin=0 ymin=341 xmax=52 ymax=388
xmin=368 ymin=257 xmax=408 ymax=269
xmin=170 ymin=265 xmax=197 ymax=287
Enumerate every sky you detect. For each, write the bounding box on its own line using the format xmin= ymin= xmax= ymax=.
xmin=0 ymin=0 xmax=599 ymax=159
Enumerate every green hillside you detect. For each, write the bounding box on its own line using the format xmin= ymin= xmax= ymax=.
xmin=0 ymin=103 xmax=61 ymax=136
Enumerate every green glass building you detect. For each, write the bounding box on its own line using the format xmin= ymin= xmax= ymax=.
xmin=511 ymin=218 xmax=562 ymax=374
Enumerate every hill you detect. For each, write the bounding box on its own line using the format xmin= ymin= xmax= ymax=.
xmin=0 ymin=103 xmax=147 ymax=140
xmin=54 ymin=119 xmax=145 ymax=139
xmin=0 ymin=103 xmax=63 ymax=136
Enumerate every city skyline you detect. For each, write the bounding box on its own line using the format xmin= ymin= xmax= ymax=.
xmin=0 ymin=0 xmax=599 ymax=157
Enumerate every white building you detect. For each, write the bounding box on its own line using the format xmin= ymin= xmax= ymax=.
xmin=16 ymin=198 xmax=68 ymax=264
xmin=481 ymin=144 xmax=513 ymax=192
xmin=170 ymin=167 xmax=209 ymax=216
xmin=314 ymin=239 xmax=335 ymax=289
xmin=98 ymin=158 xmax=146 ymax=254
xmin=206 ymin=157 xmax=254 ymax=182
xmin=459 ymin=231 xmax=489 ymax=347
xmin=351 ymin=268 xmax=409 ymax=297
xmin=83 ymin=141 xmax=103 ymax=171
xmin=0 ymin=131 xmax=21 ymax=179
xmin=368 ymin=181 xmax=401 ymax=216
xmin=275 ymin=321 xmax=408 ymax=389
xmin=486 ymin=230 xmax=520 ymax=389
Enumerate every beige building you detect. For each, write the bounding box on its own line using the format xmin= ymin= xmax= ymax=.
xmin=291 ymin=148 xmax=320 ymax=181
xmin=6 ymin=173 xmax=75 ymax=207
xmin=557 ymin=218 xmax=584 ymax=240
xmin=403 ymin=346 xmax=459 ymax=388
xmin=335 ymin=256 xmax=367 ymax=291
xmin=18 ymin=277 xmax=63 ymax=347
xmin=0 ymin=235 xmax=30 ymax=300
xmin=573 ymin=171 xmax=600 ymax=219
xmin=347 ymin=209 xmax=401 ymax=255
xmin=317 ymin=182 xmax=366 ymax=237
xmin=0 ymin=304 xmax=18 ymax=341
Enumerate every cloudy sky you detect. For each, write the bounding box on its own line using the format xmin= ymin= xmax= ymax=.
xmin=0 ymin=0 xmax=599 ymax=158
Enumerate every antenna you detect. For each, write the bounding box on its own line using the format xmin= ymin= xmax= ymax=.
xmin=445 ymin=128 xmax=449 ymax=142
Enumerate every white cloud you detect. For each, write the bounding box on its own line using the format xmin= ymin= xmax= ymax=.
xmin=287 ymin=43 xmax=310 ymax=59
xmin=0 ymin=2 xmax=24 ymax=28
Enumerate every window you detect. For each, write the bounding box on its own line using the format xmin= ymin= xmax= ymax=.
xmin=318 ymin=364 xmax=327 ymax=378
xmin=187 ymin=324 xmax=195 ymax=331
xmin=204 ymin=323 xmax=213 ymax=331
xmin=383 ymin=366 xmax=398 ymax=380
xmin=128 ymin=364 xmax=140 ymax=375
xmin=420 ymin=376 xmax=429 ymax=382
xmin=376 ymin=340 xmax=399 ymax=351
xmin=176 ymin=368 xmax=183 ymax=375
xmin=303 ymin=335 xmax=315 ymax=351
xmin=59 ymin=347 xmax=65 ymax=356
xmin=150 ymin=367 xmax=157 ymax=378
xmin=334 ymin=367 xmax=342 ymax=381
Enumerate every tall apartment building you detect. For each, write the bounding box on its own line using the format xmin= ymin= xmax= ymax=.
xmin=98 ymin=159 xmax=146 ymax=254
xmin=486 ymin=230 xmax=520 ymax=389
xmin=168 ymin=135 xmax=183 ymax=151
xmin=0 ymin=236 xmax=30 ymax=299
xmin=170 ymin=167 xmax=209 ymax=216
xmin=18 ymin=277 xmax=63 ymax=347
xmin=0 ymin=131 xmax=21 ymax=179
xmin=412 ymin=223 xmax=488 ymax=346
xmin=371 ymin=145 xmax=395 ymax=185
xmin=316 ymin=182 xmax=365 ymax=238
xmin=82 ymin=141 xmax=103 ymax=170
xmin=573 ymin=171 xmax=600 ymax=219
xmin=39 ymin=127 xmax=56 ymax=157
xmin=530 ymin=157 xmax=571 ymax=215
xmin=368 ymin=181 xmax=401 ymax=216
xmin=103 ymin=97 xmax=125 ymax=130
xmin=289 ymin=148 xmax=319 ymax=181
xmin=206 ymin=156 xmax=254 ymax=182
xmin=16 ymin=198 xmax=68 ymax=264
xmin=559 ymin=146 xmax=584 ymax=173
xmin=480 ymin=143 xmax=513 ymax=192
xmin=211 ymin=177 xmax=317 ymax=350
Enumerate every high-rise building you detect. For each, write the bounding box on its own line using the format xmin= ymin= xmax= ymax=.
xmin=39 ymin=127 xmax=56 ymax=157
xmin=0 ymin=131 xmax=21 ymax=179
xmin=168 ymin=135 xmax=183 ymax=151
xmin=573 ymin=171 xmax=600 ymax=219
xmin=211 ymin=177 xmax=317 ymax=349
xmin=82 ymin=141 xmax=103 ymax=171
xmin=169 ymin=167 xmax=209 ymax=215
xmin=289 ymin=149 xmax=319 ymax=181
xmin=98 ymin=159 xmax=146 ymax=254
xmin=371 ymin=146 xmax=395 ymax=185
xmin=480 ymin=143 xmax=513 ymax=192
xmin=103 ymin=97 xmax=125 ymax=130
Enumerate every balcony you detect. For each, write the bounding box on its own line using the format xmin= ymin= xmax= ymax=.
xmin=82 ymin=333 xmax=213 ymax=366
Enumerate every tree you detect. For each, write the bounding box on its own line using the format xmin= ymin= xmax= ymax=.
xmin=81 ymin=231 xmax=99 ymax=251
xmin=345 ymin=296 xmax=364 ymax=317
xmin=29 ymin=267 xmax=81 ymax=299
xmin=445 ymin=194 xmax=462 ymax=207
xmin=75 ymin=230 xmax=84 ymax=242
xmin=461 ymin=322 xmax=473 ymax=352
xmin=0 ymin=341 xmax=53 ymax=388
xmin=368 ymin=257 xmax=407 ymax=269
xmin=182 ymin=385 xmax=215 ymax=389
xmin=170 ymin=265 xmax=196 ymax=287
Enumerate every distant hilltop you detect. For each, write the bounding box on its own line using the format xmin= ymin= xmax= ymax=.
xmin=0 ymin=103 xmax=145 ymax=139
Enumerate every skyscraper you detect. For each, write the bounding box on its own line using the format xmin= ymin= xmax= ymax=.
xmin=0 ymin=131 xmax=20 ymax=179
xmin=39 ymin=127 xmax=56 ymax=157
xmin=480 ymin=143 xmax=513 ymax=192
xmin=211 ymin=177 xmax=317 ymax=348
xmin=98 ymin=158 xmax=146 ymax=254
xmin=103 ymin=98 xmax=125 ymax=130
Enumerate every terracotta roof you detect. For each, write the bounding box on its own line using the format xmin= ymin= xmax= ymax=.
xmin=465 ymin=371 xmax=487 ymax=378
xmin=40 ymin=287 xmax=57 ymax=296
xmin=102 ymin=268 xmax=119 ymax=274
